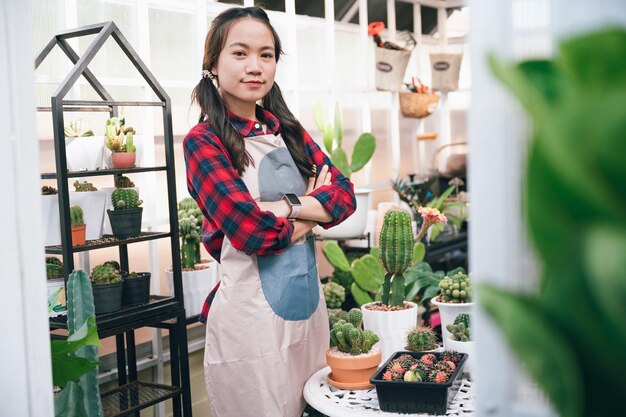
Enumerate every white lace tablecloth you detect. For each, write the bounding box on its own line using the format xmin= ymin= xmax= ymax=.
xmin=303 ymin=367 xmax=474 ymax=417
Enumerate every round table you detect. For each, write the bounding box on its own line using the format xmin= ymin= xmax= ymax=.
xmin=303 ymin=367 xmax=474 ymax=417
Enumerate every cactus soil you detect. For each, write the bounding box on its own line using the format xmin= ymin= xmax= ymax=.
xmin=364 ymin=301 xmax=414 ymax=311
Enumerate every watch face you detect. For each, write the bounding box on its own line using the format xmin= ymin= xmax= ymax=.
xmin=285 ymin=193 xmax=301 ymax=205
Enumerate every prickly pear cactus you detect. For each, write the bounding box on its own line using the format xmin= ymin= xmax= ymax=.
xmin=111 ymin=188 xmax=143 ymax=210
xmin=379 ymin=209 xmax=414 ymax=306
xmin=66 ymin=270 xmax=104 ymax=417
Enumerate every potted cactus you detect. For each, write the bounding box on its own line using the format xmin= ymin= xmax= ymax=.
xmin=102 ymin=175 xmax=138 ymax=235
xmin=326 ymin=308 xmax=382 ymax=390
xmin=430 ymin=271 xmax=473 ymax=347
xmin=70 ymin=180 xmax=107 ymax=240
xmin=70 ymin=205 xmax=86 ymax=246
xmin=106 ymin=188 xmax=143 ymax=239
xmin=405 ymin=326 xmax=440 ymax=352
xmin=122 ymin=271 xmax=151 ymax=306
xmin=64 ymin=118 xmax=104 ymax=171
xmin=445 ymin=313 xmax=474 ymax=373
xmin=312 ymin=101 xmax=376 ymax=239
xmin=90 ymin=263 xmax=123 ymax=314
xmin=104 ymin=117 xmax=139 ymax=169
xmin=165 ymin=197 xmax=217 ymax=317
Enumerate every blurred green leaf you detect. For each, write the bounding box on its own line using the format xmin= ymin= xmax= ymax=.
xmin=480 ymin=284 xmax=583 ymax=417
xmin=351 ymin=282 xmax=373 ymax=306
xmin=330 ymin=148 xmax=351 ymax=179
xmin=322 ymin=241 xmax=351 ymax=272
xmin=351 ymin=254 xmax=384 ymax=292
xmin=323 ymin=123 xmax=334 ymax=154
xmin=413 ymin=242 xmax=425 ymax=263
xmin=334 ymin=102 xmax=343 ymax=148
xmin=313 ymin=100 xmax=325 ymax=132
xmin=350 ymin=133 xmax=376 ymax=173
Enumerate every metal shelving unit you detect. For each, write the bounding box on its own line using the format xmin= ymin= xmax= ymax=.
xmin=37 ymin=21 xmax=191 ymax=417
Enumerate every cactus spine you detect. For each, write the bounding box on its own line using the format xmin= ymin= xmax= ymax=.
xmin=66 ymin=269 xmax=104 ymax=417
xmin=379 ymin=209 xmax=414 ymax=306
xmin=178 ymin=197 xmax=203 ymax=268
xmin=406 ymin=326 xmax=438 ymax=351
xmin=70 ymin=205 xmax=84 ymax=227
xmin=111 ymin=188 xmax=143 ymax=210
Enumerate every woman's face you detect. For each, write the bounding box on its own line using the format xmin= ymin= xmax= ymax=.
xmin=212 ymin=18 xmax=277 ymax=115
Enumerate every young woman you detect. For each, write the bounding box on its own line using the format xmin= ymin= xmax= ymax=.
xmin=183 ymin=6 xmax=356 ymax=417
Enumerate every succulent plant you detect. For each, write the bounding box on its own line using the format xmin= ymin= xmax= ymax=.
xmin=111 ymin=188 xmax=142 ymax=210
xmin=323 ymin=281 xmax=346 ymax=309
xmin=103 ymin=260 xmax=121 ymax=271
xmin=70 ymin=205 xmax=84 ymax=227
xmin=379 ymin=208 xmax=414 ymax=306
xmin=178 ymin=197 xmax=203 ymax=269
xmin=446 ymin=322 xmax=471 ymax=342
xmin=64 ymin=118 xmax=94 ymax=138
xmin=329 ymin=308 xmax=379 ymax=355
xmin=73 ymin=180 xmax=98 ymax=192
xmin=406 ymin=326 xmax=438 ymax=351
xmin=114 ymin=175 xmax=135 ymax=189
xmin=438 ymin=271 xmax=472 ymax=303
xmin=90 ymin=264 xmax=122 ymax=285
xmin=46 ymin=256 xmax=64 ymax=279
xmin=380 ymin=352 xmax=460 ymax=383
xmin=105 ymin=117 xmax=136 ymax=153
xmin=328 ymin=308 xmax=349 ymax=329
xmin=42 ymin=185 xmax=58 ymax=195
xmin=454 ymin=313 xmax=471 ymax=329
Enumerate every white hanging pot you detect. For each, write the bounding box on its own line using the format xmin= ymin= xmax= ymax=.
xmin=314 ymin=189 xmax=371 ymax=240
xmin=430 ymin=53 xmax=463 ymax=92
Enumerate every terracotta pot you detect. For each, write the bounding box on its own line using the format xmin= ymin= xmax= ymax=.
xmin=111 ymin=152 xmax=136 ymax=169
xmin=325 ymin=348 xmax=382 ymax=390
xmin=71 ymin=224 xmax=86 ymax=247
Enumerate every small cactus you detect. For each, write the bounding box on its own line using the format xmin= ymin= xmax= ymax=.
xmin=70 ymin=205 xmax=84 ymax=227
xmin=439 ymin=271 xmax=472 ymax=303
xmin=111 ymin=188 xmax=143 ymax=210
xmin=42 ymin=185 xmax=58 ymax=195
xmin=323 ymin=281 xmax=346 ymax=309
xmin=329 ymin=308 xmax=379 ymax=355
xmin=178 ymin=197 xmax=203 ymax=268
xmin=73 ymin=180 xmax=98 ymax=192
xmin=379 ymin=208 xmax=414 ymax=306
xmin=64 ymin=118 xmax=94 ymax=138
xmin=406 ymin=326 xmax=438 ymax=351
xmin=114 ymin=175 xmax=135 ymax=189
xmin=327 ymin=308 xmax=349 ymax=329
xmin=105 ymin=117 xmax=136 ymax=153
xmin=446 ymin=322 xmax=471 ymax=342
xmin=46 ymin=256 xmax=64 ymax=279
xmin=90 ymin=264 xmax=122 ymax=285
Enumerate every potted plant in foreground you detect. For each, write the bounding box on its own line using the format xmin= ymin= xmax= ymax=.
xmin=105 ymin=117 xmax=137 ymax=169
xmin=326 ymin=308 xmax=381 ymax=390
xmin=90 ymin=263 xmax=123 ymax=314
xmin=70 ymin=205 xmax=86 ymax=247
xmin=165 ymin=197 xmax=217 ymax=317
xmin=361 ymin=207 xmax=447 ymax=361
xmin=106 ymin=188 xmax=143 ymax=239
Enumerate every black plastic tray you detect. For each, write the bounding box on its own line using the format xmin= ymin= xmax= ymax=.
xmin=370 ymin=350 xmax=467 ymax=415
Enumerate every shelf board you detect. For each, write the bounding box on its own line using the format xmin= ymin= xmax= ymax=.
xmin=101 ymin=380 xmax=180 ymax=417
xmin=41 ymin=165 xmax=167 ymax=179
xmin=45 ymin=232 xmax=171 ymax=254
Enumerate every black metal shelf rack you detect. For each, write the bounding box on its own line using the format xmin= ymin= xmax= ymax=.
xmin=37 ymin=21 xmax=192 ymax=417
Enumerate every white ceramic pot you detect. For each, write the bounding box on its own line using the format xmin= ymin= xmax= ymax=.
xmin=65 ymin=136 xmax=105 ymax=171
xmin=103 ymin=135 xmax=144 ymax=169
xmin=315 ymin=189 xmax=371 ymax=239
xmin=431 ymin=296 xmax=474 ymax=347
xmin=69 ymin=190 xmax=107 ymax=240
xmin=361 ymin=301 xmax=418 ymax=363
xmin=101 ymin=187 xmax=139 ymax=235
xmin=165 ymin=262 xmax=219 ymax=317
xmin=446 ymin=336 xmax=475 ymax=374
xmin=41 ymin=194 xmax=61 ymax=246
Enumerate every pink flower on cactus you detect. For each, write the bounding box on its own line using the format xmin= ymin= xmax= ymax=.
xmin=414 ymin=207 xmax=448 ymax=242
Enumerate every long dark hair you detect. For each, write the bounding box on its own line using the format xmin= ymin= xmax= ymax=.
xmin=191 ymin=6 xmax=313 ymax=177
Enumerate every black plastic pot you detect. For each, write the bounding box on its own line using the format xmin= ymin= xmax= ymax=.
xmin=107 ymin=207 xmax=143 ymax=239
xmin=370 ymin=351 xmax=467 ymax=415
xmin=122 ymin=272 xmax=151 ymax=306
xmin=92 ymin=281 xmax=124 ymax=314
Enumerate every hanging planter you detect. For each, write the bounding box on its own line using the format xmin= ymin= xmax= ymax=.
xmin=369 ymin=22 xmax=415 ymax=92
xmin=430 ymin=53 xmax=463 ymax=92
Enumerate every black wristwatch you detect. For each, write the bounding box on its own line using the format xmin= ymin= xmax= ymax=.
xmin=283 ymin=193 xmax=301 ymax=220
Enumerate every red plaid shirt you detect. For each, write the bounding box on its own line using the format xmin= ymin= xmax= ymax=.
xmin=183 ymin=106 xmax=356 ymax=322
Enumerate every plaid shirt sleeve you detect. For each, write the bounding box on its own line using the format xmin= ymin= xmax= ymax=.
xmin=302 ymin=129 xmax=357 ymax=228
xmin=183 ymin=126 xmax=294 ymax=259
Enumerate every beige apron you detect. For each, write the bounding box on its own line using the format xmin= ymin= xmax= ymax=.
xmin=203 ymin=133 xmax=329 ymax=417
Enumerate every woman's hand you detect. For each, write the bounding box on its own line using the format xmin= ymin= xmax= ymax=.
xmin=305 ymin=164 xmax=331 ymax=195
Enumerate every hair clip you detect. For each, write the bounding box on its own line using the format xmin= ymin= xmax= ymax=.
xmin=201 ymin=69 xmax=217 ymax=80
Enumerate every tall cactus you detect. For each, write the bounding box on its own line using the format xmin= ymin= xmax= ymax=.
xmin=178 ymin=197 xmax=203 ymax=268
xmin=379 ymin=208 xmax=414 ymax=306
xmin=66 ymin=269 xmax=103 ymax=417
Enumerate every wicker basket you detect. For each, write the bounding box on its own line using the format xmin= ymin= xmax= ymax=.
xmin=375 ymin=47 xmax=412 ymax=91
xmin=399 ymin=93 xmax=440 ymax=118
xmin=430 ymin=53 xmax=463 ymax=92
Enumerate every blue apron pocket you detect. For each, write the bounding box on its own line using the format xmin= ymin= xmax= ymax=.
xmin=257 ymin=235 xmax=319 ymax=321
